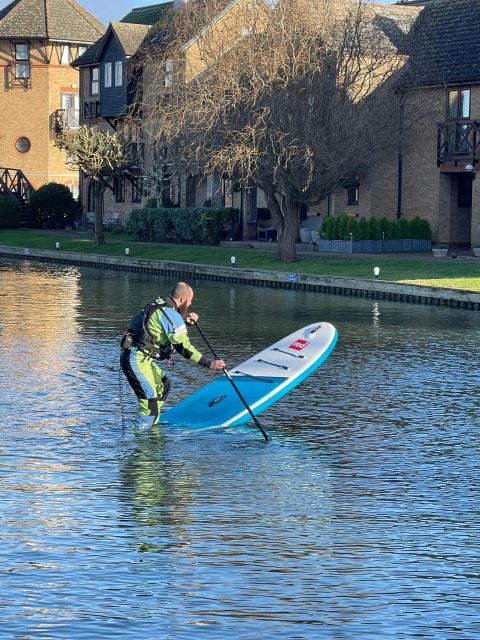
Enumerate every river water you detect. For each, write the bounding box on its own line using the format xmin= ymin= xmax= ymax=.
xmin=1 ymin=259 xmax=479 ymax=639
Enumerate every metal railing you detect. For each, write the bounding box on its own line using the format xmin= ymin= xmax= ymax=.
xmin=437 ymin=119 xmax=480 ymax=166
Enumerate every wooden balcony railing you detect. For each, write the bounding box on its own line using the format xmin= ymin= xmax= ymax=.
xmin=0 ymin=167 xmax=35 ymax=203
xmin=437 ymin=119 xmax=480 ymax=167
xmin=83 ymin=100 xmax=101 ymax=120
xmin=51 ymin=109 xmax=80 ymax=135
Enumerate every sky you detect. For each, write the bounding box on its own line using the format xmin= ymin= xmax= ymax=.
xmin=80 ymin=0 xmax=397 ymax=27
xmin=82 ymin=0 xmax=150 ymax=25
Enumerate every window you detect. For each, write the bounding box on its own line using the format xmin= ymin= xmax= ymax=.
xmin=90 ymin=67 xmax=99 ymax=95
xmin=114 ymin=60 xmax=123 ymax=86
xmin=78 ymin=46 xmax=86 ymax=57
xmin=15 ymin=43 xmax=29 ymax=60
xmin=15 ymin=137 xmax=31 ymax=153
xmin=104 ymin=62 xmax=112 ymax=88
xmin=114 ymin=175 xmax=125 ymax=202
xmin=14 ymin=42 xmax=30 ymax=80
xmin=347 ymin=186 xmax=359 ymax=206
xmin=131 ymin=179 xmax=142 ymax=203
xmin=61 ymin=45 xmax=70 ymax=65
xmin=448 ymin=88 xmax=470 ymax=119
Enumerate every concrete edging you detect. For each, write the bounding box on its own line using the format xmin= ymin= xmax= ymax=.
xmin=1 ymin=244 xmax=479 ymax=310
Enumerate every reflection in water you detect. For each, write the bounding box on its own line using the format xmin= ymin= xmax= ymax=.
xmin=118 ymin=432 xmax=196 ymax=553
xmin=0 ymin=259 xmax=479 ymax=639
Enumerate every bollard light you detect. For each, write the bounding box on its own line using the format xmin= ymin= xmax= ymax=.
xmin=125 ymin=247 xmax=130 ymax=256
xmin=55 ymin=241 xmax=60 ymax=250
xmin=373 ymin=266 xmax=380 ymax=279
xmin=230 ymin=255 xmax=236 ymax=267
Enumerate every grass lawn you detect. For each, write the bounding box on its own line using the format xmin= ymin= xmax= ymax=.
xmin=1 ymin=228 xmax=480 ymax=292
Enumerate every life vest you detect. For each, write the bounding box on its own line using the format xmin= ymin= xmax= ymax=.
xmin=125 ymin=297 xmax=174 ymax=360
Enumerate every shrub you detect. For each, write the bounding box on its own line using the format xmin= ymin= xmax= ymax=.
xmin=410 ymin=216 xmax=432 ymax=240
xmin=0 ymin=195 xmax=21 ymax=228
xmin=346 ymin=217 xmax=360 ymax=240
xmin=368 ymin=217 xmax=382 ymax=240
xmin=125 ymin=206 xmax=238 ymax=244
xmin=319 ymin=216 xmax=337 ymax=240
xmin=398 ymin=218 xmax=410 ymax=239
xmin=337 ymin=214 xmax=350 ymax=240
xmin=28 ymin=182 xmax=80 ymax=228
xmin=357 ymin=217 xmax=370 ymax=240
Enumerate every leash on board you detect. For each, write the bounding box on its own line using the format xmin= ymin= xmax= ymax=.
xmin=118 ymin=365 xmax=126 ymax=434
xmin=192 ymin=320 xmax=269 ymax=443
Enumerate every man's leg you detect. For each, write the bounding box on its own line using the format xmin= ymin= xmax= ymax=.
xmin=121 ymin=348 xmax=161 ymax=430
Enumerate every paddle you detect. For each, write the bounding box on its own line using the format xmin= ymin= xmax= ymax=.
xmin=192 ymin=320 xmax=270 ymax=443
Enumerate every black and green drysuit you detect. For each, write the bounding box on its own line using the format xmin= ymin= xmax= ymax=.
xmin=120 ymin=296 xmax=213 ymax=431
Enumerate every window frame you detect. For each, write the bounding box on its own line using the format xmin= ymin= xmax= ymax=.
xmin=90 ymin=66 xmax=99 ymax=95
xmin=447 ymin=88 xmax=471 ymax=120
xmin=60 ymin=45 xmax=70 ymax=65
xmin=114 ymin=175 xmax=125 ymax=203
xmin=104 ymin=62 xmax=112 ymax=88
xmin=114 ymin=60 xmax=123 ymax=87
xmin=15 ymin=42 xmax=29 ymax=61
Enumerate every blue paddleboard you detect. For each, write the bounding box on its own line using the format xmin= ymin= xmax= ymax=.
xmin=162 ymin=322 xmax=338 ymax=428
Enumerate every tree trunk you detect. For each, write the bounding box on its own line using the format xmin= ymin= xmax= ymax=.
xmin=264 ymin=186 xmax=298 ymax=262
xmin=94 ymin=183 xmax=106 ymax=245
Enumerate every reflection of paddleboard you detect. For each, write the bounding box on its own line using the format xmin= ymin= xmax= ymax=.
xmin=162 ymin=322 xmax=338 ymax=428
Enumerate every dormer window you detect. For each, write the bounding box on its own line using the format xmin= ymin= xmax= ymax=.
xmin=448 ymin=88 xmax=470 ymax=119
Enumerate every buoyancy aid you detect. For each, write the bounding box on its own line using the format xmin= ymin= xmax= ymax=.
xmin=124 ymin=297 xmax=175 ymax=360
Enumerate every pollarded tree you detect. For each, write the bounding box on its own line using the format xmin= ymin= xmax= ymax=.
xmin=134 ymin=0 xmax=418 ymax=261
xmin=56 ymin=126 xmax=129 ymax=245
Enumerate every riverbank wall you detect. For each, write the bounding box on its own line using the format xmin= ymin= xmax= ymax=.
xmin=1 ymin=245 xmax=479 ymax=310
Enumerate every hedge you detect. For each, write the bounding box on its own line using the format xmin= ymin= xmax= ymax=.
xmin=125 ymin=206 xmax=239 ymax=245
xmin=0 ymin=195 xmax=22 ymax=228
xmin=319 ymin=215 xmax=432 ymax=241
xmin=28 ymin=182 xmax=80 ymax=229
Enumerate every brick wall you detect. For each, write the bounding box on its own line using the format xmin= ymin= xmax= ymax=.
xmin=0 ymin=40 xmax=80 ymax=192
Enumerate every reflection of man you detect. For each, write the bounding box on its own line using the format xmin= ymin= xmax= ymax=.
xmin=120 ymin=281 xmax=224 ymax=431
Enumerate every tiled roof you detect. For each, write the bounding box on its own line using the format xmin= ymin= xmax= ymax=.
xmin=120 ymin=2 xmax=174 ymax=26
xmin=0 ymin=0 xmax=104 ymax=41
xmin=408 ymin=0 xmax=480 ymax=86
xmin=111 ymin=21 xmax=150 ymax=57
xmin=369 ymin=2 xmax=421 ymax=54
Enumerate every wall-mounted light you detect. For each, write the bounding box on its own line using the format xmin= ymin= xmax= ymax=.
xmin=466 ymin=164 xmax=476 ymax=179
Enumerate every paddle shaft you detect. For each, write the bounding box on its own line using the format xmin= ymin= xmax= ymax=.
xmin=192 ymin=321 xmax=269 ymax=442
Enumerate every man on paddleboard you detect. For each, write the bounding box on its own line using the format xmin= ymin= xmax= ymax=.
xmin=120 ymin=281 xmax=225 ymax=431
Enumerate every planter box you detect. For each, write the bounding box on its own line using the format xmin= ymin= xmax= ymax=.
xmin=473 ymin=247 xmax=480 ymax=257
xmin=317 ymin=239 xmax=432 ymax=253
xmin=432 ymin=247 xmax=448 ymax=258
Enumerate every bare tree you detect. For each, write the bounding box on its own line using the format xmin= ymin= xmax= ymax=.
xmin=133 ymin=0 xmax=417 ymax=261
xmin=56 ymin=126 xmax=129 ymax=245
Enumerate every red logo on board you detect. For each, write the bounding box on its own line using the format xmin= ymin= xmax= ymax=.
xmin=288 ymin=338 xmax=310 ymax=351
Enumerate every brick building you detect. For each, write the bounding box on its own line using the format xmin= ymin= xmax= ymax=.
xmin=0 ymin=0 xmax=104 ymax=206
xmin=322 ymin=0 xmax=480 ymax=249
